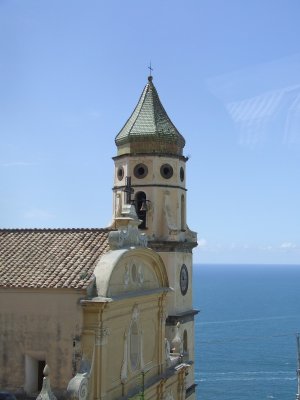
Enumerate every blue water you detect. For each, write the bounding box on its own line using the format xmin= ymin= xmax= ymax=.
xmin=193 ymin=264 xmax=300 ymax=400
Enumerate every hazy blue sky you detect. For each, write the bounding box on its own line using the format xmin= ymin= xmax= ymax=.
xmin=1 ymin=0 xmax=299 ymax=264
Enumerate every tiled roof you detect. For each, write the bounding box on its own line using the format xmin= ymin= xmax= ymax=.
xmin=0 ymin=229 xmax=110 ymax=290
xmin=115 ymin=76 xmax=185 ymax=155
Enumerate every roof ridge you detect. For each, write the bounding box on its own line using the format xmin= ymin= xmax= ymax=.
xmin=131 ymin=82 xmax=156 ymax=133
xmin=115 ymin=82 xmax=150 ymax=142
xmin=151 ymin=82 xmax=178 ymax=136
xmin=0 ymin=228 xmax=112 ymax=233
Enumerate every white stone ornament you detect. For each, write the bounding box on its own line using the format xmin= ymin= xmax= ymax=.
xmin=164 ymin=338 xmax=171 ymax=367
xmin=36 ymin=365 xmax=57 ymax=400
xmin=67 ymin=374 xmax=88 ymax=400
xmin=67 ymin=354 xmax=93 ymax=400
xmin=171 ymin=322 xmax=183 ymax=354
xmin=108 ymin=205 xmax=147 ymax=250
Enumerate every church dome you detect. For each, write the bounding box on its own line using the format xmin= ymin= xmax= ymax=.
xmin=115 ymin=76 xmax=185 ymax=156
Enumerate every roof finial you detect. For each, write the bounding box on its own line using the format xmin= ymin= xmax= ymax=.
xmin=148 ymin=62 xmax=153 ymax=82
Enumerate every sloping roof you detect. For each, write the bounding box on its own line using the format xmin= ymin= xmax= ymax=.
xmin=115 ymin=76 xmax=185 ymax=155
xmin=0 ymin=229 xmax=110 ymax=290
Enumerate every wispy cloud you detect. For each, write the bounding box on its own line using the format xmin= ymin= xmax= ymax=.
xmin=279 ymin=242 xmax=298 ymax=250
xmin=198 ymin=238 xmax=207 ymax=248
xmin=259 ymin=245 xmax=273 ymax=251
xmin=197 ymin=241 xmax=299 ymax=254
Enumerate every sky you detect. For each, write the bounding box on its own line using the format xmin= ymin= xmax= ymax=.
xmin=0 ymin=0 xmax=299 ymax=264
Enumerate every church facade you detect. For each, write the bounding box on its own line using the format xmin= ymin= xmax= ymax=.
xmin=0 ymin=76 xmax=198 ymax=400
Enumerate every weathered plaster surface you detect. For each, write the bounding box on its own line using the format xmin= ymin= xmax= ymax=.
xmin=0 ymin=289 xmax=83 ymax=394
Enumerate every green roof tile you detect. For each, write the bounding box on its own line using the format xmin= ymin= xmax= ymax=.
xmin=115 ymin=76 xmax=185 ymax=155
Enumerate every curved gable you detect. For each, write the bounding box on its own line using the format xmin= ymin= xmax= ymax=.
xmin=94 ymin=247 xmax=169 ymax=298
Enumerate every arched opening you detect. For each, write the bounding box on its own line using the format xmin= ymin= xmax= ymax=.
xmin=25 ymin=355 xmax=45 ymax=394
xmin=183 ymin=330 xmax=188 ymax=354
xmin=135 ymin=191 xmax=147 ymax=229
xmin=181 ymin=194 xmax=186 ymax=231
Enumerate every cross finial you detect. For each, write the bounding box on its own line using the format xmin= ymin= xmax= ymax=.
xmin=123 ymin=176 xmax=134 ymax=204
xmin=148 ymin=62 xmax=153 ymax=77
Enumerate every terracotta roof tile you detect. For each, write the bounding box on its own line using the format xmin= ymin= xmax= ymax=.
xmin=0 ymin=228 xmax=110 ymax=290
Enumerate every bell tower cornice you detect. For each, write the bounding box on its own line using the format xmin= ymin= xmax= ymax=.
xmin=112 ymin=153 xmax=189 ymax=162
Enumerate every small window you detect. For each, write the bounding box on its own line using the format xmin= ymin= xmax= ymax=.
xmin=134 ymin=163 xmax=148 ymax=179
xmin=180 ymin=167 xmax=184 ymax=182
xmin=117 ymin=167 xmax=124 ymax=181
xmin=160 ymin=164 xmax=173 ymax=179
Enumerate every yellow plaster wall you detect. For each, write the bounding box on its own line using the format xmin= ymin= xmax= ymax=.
xmin=0 ymin=288 xmax=84 ymax=394
xmin=98 ymin=296 xmax=160 ymax=399
xmin=80 ymin=291 xmax=168 ymax=400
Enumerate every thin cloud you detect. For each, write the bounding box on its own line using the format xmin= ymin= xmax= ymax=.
xmin=260 ymin=245 xmax=273 ymax=251
xmin=197 ymin=238 xmax=207 ymax=248
xmin=279 ymin=242 xmax=297 ymax=250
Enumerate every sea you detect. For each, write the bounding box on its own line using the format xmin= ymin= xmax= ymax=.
xmin=193 ymin=264 xmax=300 ymax=400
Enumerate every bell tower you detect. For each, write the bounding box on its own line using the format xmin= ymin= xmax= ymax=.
xmin=112 ymin=75 xmax=198 ymax=398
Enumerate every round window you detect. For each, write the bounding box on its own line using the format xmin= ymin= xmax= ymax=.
xmin=134 ymin=163 xmax=148 ymax=179
xmin=117 ymin=167 xmax=124 ymax=181
xmin=180 ymin=167 xmax=184 ymax=182
xmin=160 ymin=164 xmax=173 ymax=179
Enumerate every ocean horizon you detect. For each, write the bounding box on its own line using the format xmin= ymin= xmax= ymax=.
xmin=193 ymin=263 xmax=300 ymax=400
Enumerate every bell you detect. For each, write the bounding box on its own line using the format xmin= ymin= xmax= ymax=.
xmin=140 ymin=200 xmax=148 ymax=212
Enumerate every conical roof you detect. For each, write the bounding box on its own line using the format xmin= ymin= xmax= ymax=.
xmin=115 ymin=76 xmax=185 ymax=156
